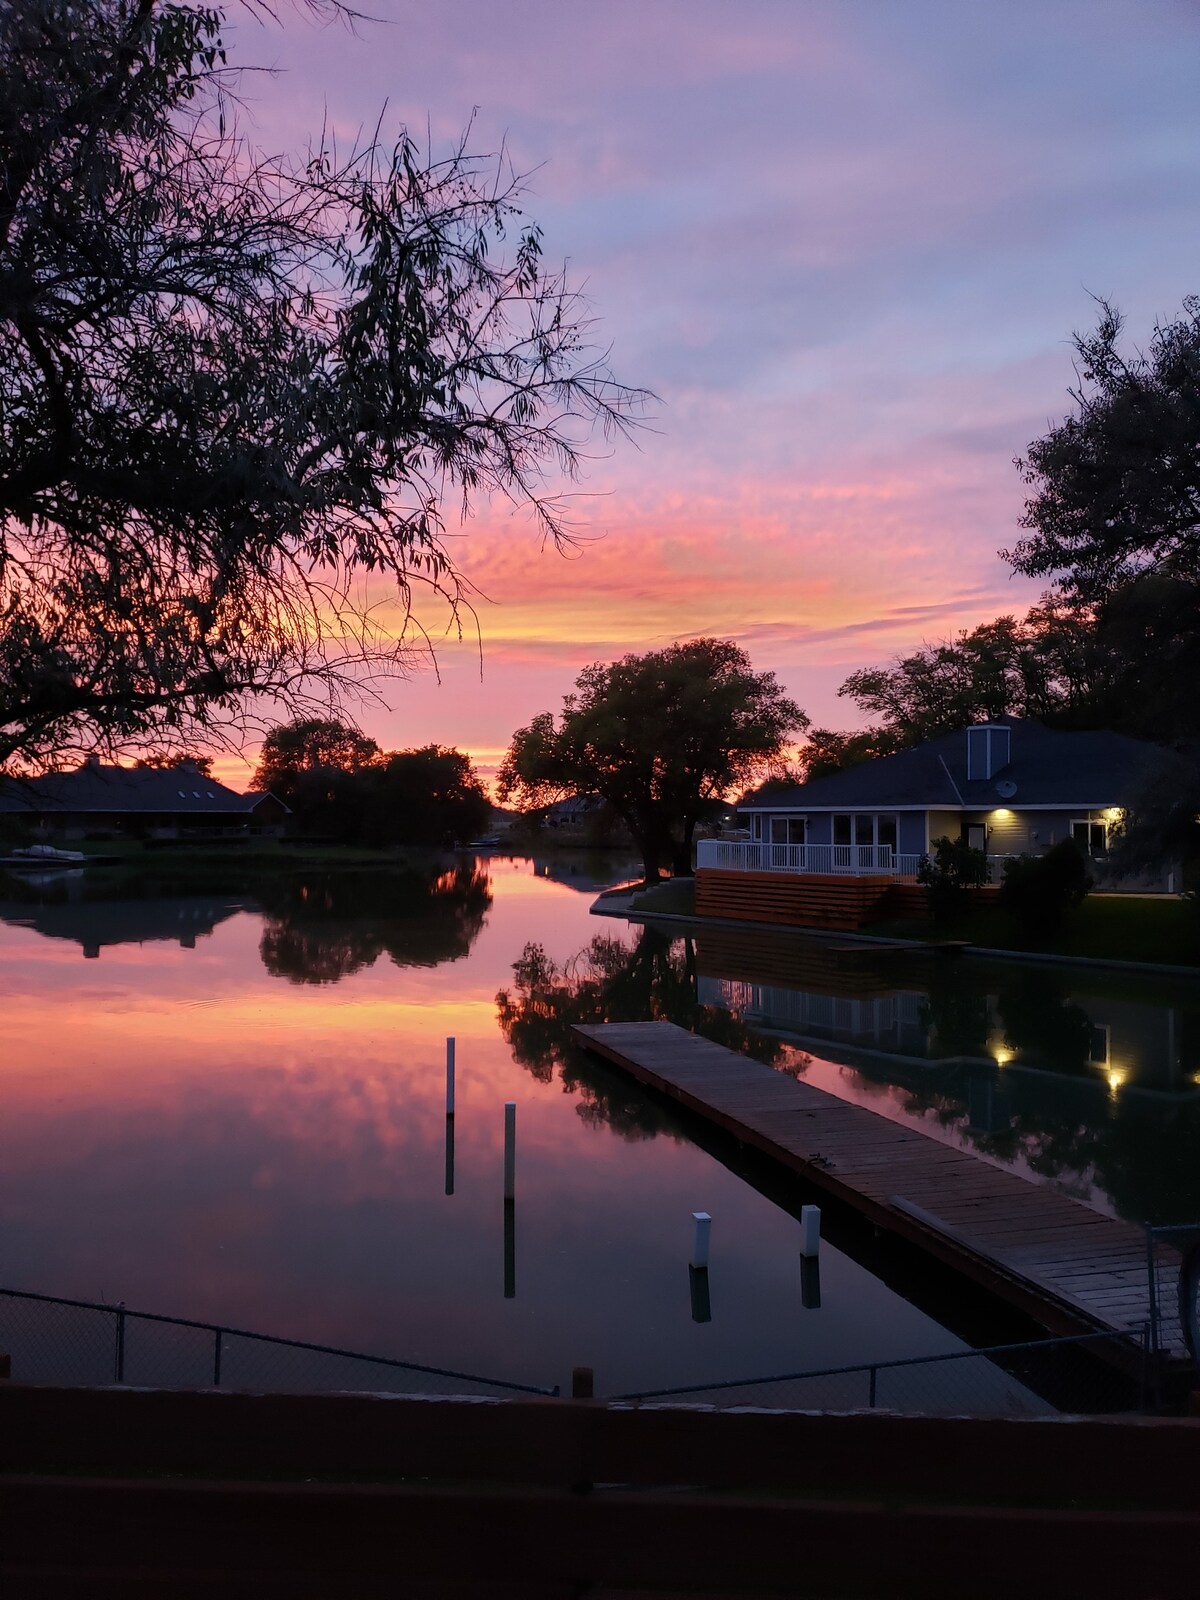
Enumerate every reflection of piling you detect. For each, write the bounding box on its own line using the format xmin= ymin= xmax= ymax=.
xmin=445 ymin=1037 xmax=456 ymax=1116
xmin=444 ymin=1114 xmax=455 ymax=1196
xmin=689 ymin=1263 xmax=712 ymax=1323
xmin=800 ymin=1256 xmax=821 ymax=1310
xmin=503 ymin=1199 xmax=516 ymax=1299
xmin=503 ymin=1102 xmax=516 ymax=1201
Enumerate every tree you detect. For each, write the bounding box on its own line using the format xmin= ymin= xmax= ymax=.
xmin=498 ymin=640 xmax=806 ymax=882
xmin=794 ymin=727 xmax=902 ymax=781
xmin=250 ymin=717 xmax=380 ymax=837
xmin=1005 ymin=296 xmax=1200 ymax=603
xmin=364 ymin=745 xmax=490 ymax=847
xmin=998 ymin=840 xmax=1092 ymax=941
xmin=252 ymin=719 xmax=380 ymax=797
xmin=917 ymin=836 xmax=989 ymax=925
xmin=0 ymin=0 xmax=644 ymax=773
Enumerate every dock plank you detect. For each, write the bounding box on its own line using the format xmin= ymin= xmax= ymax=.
xmin=571 ymin=1020 xmax=1183 ymax=1358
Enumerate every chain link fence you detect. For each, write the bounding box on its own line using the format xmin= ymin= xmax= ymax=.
xmin=609 ymin=1328 xmax=1151 ymax=1417
xmin=0 ymin=1287 xmax=557 ymax=1398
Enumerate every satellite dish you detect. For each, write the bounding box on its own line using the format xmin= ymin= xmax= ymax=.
xmin=995 ymin=779 xmax=1018 ymax=799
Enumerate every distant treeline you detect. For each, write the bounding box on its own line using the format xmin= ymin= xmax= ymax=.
xmin=250 ymin=720 xmax=491 ymax=847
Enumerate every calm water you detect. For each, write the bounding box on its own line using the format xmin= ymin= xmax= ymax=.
xmin=1 ymin=851 xmax=1193 ymax=1400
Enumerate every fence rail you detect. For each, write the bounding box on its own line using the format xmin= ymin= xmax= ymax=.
xmin=696 ymin=839 xmax=1014 ymax=882
xmin=609 ymin=1328 xmax=1150 ymax=1418
xmin=0 ymin=1286 xmax=557 ymax=1398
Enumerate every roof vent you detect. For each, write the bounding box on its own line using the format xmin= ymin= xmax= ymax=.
xmin=995 ymin=779 xmax=1018 ymax=799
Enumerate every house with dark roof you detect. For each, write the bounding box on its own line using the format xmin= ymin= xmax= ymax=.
xmin=0 ymin=758 xmax=288 ymax=842
xmin=695 ymin=719 xmax=1184 ymax=927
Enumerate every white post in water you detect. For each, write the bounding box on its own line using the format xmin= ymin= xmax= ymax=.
xmin=691 ymin=1211 xmax=711 ymax=1270
xmin=503 ymin=1102 xmax=516 ymax=1200
xmin=800 ymin=1204 xmax=821 ymax=1258
xmin=445 ymin=1037 xmax=456 ymax=1116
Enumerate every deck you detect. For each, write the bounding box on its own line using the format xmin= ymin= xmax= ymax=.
xmin=570 ymin=1021 xmax=1184 ymax=1360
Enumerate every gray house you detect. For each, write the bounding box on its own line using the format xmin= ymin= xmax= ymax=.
xmin=698 ymin=719 xmax=1183 ymax=891
xmin=0 ymin=758 xmax=288 ymax=841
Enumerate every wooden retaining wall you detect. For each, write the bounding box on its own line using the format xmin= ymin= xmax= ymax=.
xmin=696 ymin=869 xmax=999 ymax=931
xmin=695 ymin=869 xmax=894 ymax=930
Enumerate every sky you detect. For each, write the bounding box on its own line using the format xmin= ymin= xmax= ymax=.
xmin=214 ymin=0 xmax=1200 ymax=788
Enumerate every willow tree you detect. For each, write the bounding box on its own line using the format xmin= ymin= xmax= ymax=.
xmin=0 ymin=0 xmax=643 ymax=771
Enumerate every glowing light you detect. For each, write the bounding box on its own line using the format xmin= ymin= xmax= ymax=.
xmin=1106 ymin=1068 xmax=1128 ymax=1096
xmin=992 ymin=1047 xmax=1013 ymax=1067
xmin=1103 ymin=808 xmax=1124 ymax=822
xmin=990 ymin=808 xmax=1013 ymax=820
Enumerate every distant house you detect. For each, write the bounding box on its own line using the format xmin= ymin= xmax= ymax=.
xmin=695 ymin=719 xmax=1184 ymax=928
xmin=0 ymin=758 xmax=288 ymax=841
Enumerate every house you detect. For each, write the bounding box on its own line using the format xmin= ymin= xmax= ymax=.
xmin=0 ymin=758 xmax=288 ymax=842
xmin=695 ymin=719 xmax=1184 ymax=929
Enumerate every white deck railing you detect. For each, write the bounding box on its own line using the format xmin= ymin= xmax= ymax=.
xmin=695 ymin=839 xmax=1013 ymax=883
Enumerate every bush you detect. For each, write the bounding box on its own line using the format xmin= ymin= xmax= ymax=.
xmin=999 ymin=840 xmax=1092 ymax=938
xmin=917 ymin=836 xmax=990 ymax=924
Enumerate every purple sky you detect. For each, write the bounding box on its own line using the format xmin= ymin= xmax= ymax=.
xmin=216 ymin=0 xmax=1200 ymax=784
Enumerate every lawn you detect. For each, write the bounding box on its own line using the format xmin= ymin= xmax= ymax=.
xmin=862 ymin=894 xmax=1200 ymax=968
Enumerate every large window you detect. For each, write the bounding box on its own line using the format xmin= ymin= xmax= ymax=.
xmin=770 ymin=818 xmax=807 ymax=845
xmin=1071 ymin=820 xmax=1107 ymax=855
xmin=833 ymin=814 xmax=898 ymax=851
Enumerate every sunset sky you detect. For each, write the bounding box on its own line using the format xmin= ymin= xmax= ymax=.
xmin=216 ymin=0 xmax=1200 ymax=788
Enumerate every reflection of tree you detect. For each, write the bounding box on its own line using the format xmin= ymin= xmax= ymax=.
xmin=258 ymin=863 xmax=492 ymax=984
xmin=995 ymin=970 xmax=1095 ymax=1075
xmin=496 ymin=927 xmax=791 ymax=1141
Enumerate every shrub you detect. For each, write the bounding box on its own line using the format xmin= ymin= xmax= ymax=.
xmin=917 ymin=836 xmax=990 ymax=924
xmin=999 ymin=840 xmax=1092 ymax=938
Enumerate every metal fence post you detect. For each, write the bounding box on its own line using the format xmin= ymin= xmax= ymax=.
xmin=114 ymin=1303 xmax=126 ymax=1383
xmin=212 ymin=1328 xmax=222 ymax=1387
xmin=1144 ymin=1226 xmax=1160 ymax=1359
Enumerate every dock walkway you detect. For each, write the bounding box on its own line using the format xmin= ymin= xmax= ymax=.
xmin=571 ymin=1021 xmax=1183 ymax=1358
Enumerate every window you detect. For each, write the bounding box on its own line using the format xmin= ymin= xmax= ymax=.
xmin=1087 ymin=1025 xmax=1110 ymax=1066
xmin=770 ymin=817 xmax=806 ymax=845
xmin=833 ymin=814 xmax=898 ymax=852
xmin=1071 ymin=820 xmax=1107 ymax=854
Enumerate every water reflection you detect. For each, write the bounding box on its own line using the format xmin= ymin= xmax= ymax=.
xmin=688 ymin=927 xmax=1200 ymax=1225
xmin=0 ymin=859 xmax=493 ymax=976
xmin=495 ymin=928 xmax=797 ymax=1142
xmin=257 ymin=865 xmax=492 ymax=983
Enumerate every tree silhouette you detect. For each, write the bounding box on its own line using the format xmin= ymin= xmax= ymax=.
xmin=496 ymin=927 xmax=795 ymax=1140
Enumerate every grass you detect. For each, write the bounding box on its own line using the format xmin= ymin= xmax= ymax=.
xmin=862 ymin=894 xmax=1200 ymax=967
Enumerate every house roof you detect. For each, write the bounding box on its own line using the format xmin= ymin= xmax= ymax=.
xmin=0 ymin=761 xmax=285 ymax=816
xmin=741 ymin=718 xmax=1186 ymax=813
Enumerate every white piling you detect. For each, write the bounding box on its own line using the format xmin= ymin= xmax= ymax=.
xmin=691 ymin=1211 xmax=711 ymax=1270
xmin=800 ymin=1204 xmax=821 ymax=1259
xmin=445 ymin=1037 xmax=456 ymax=1116
xmin=503 ymin=1102 xmax=516 ymax=1200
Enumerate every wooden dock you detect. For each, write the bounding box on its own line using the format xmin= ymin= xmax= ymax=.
xmin=571 ymin=1021 xmax=1183 ymax=1359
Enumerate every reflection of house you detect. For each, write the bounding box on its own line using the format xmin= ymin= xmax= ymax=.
xmin=0 ymin=893 xmax=247 ymax=959
xmin=697 ymin=719 xmax=1183 ymax=927
xmin=0 ymin=758 xmax=288 ymax=841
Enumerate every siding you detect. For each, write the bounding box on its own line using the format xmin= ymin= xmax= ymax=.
xmin=926 ymin=811 xmax=959 ymax=846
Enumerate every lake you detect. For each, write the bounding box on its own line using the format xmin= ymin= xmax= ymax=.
xmin=1 ymin=849 xmax=1192 ymax=1404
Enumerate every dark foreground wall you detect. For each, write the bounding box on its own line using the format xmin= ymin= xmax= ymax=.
xmin=1 ymin=1384 xmax=1199 ymax=1598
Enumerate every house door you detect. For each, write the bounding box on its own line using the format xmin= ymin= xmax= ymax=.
xmin=966 ymin=824 xmax=986 ymax=853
